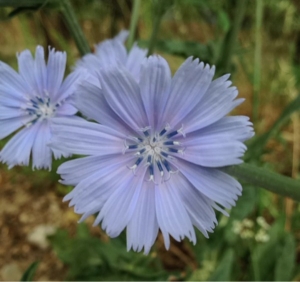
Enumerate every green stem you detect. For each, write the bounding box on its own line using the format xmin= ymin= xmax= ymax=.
xmin=217 ymin=0 xmax=247 ymax=74
xmin=147 ymin=11 xmax=162 ymax=56
xmin=127 ymin=0 xmax=141 ymax=50
xmin=222 ymin=163 xmax=300 ymax=201
xmin=253 ymin=0 xmax=264 ymax=125
xmin=60 ymin=0 xmax=90 ymax=56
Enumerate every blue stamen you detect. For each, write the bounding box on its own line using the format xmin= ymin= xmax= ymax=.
xmin=135 ymin=157 xmax=143 ymax=166
xmin=159 ymin=128 xmax=167 ymax=136
xmin=147 ymin=155 xmax=152 ymax=164
xmin=128 ymin=144 xmax=138 ymax=149
xmin=166 ymin=130 xmax=178 ymax=138
xmin=162 ymin=159 xmax=171 ymax=172
xmin=156 ymin=160 xmax=163 ymax=172
xmin=168 ymin=148 xmax=179 ymax=153
xmin=161 ymin=151 xmax=168 ymax=158
xmin=163 ymin=141 xmax=177 ymax=146
xmin=149 ymin=163 xmax=154 ymax=176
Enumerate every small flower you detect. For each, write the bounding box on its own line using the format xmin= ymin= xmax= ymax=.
xmin=0 ymin=46 xmax=82 ymax=170
xmin=255 ymin=228 xmax=270 ymax=243
xmin=50 ymin=55 xmax=254 ymax=254
xmin=75 ymin=30 xmax=147 ymax=87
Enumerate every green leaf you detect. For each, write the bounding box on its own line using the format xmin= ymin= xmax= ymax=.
xmin=0 ymin=0 xmax=48 ymax=7
xmin=208 ymin=249 xmax=234 ymax=281
xmin=20 ymin=261 xmax=39 ymax=281
xmin=275 ymin=233 xmax=296 ymax=281
xmin=222 ymin=163 xmax=300 ymax=201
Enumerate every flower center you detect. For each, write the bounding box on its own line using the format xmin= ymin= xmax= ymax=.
xmin=124 ymin=125 xmax=185 ymax=184
xmin=24 ymin=96 xmax=58 ymax=125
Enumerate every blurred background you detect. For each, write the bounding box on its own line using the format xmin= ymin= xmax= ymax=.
xmin=0 ymin=0 xmax=300 ymax=280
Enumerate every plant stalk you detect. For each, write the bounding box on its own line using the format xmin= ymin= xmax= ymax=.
xmin=60 ymin=0 xmax=90 ymax=56
xmin=127 ymin=0 xmax=141 ymax=50
xmin=222 ymin=163 xmax=300 ymax=201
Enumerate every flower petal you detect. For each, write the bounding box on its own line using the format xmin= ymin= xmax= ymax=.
xmin=46 ymin=48 xmax=66 ymax=98
xmin=50 ymin=117 xmax=126 ymax=156
xmin=55 ymin=69 xmax=83 ymax=103
xmin=0 ymin=122 xmax=38 ymax=168
xmin=174 ymin=173 xmax=218 ymax=236
xmin=17 ymin=49 xmax=38 ymax=94
xmin=100 ymin=67 xmax=148 ymax=130
xmin=94 ymin=167 xmax=147 ymax=237
xmin=65 ymin=154 xmax=134 ymax=223
xmin=0 ymin=115 xmax=33 ymax=139
xmin=174 ymin=160 xmax=242 ymax=209
xmin=32 ymin=120 xmax=52 ymax=170
xmin=58 ymin=155 xmax=131 ymax=186
xmin=179 ymin=140 xmax=246 ymax=167
xmin=75 ymin=81 xmax=133 ymax=134
xmin=94 ymin=39 xmax=127 ymax=67
xmin=0 ymin=62 xmax=30 ymax=97
xmin=126 ymin=180 xmax=159 ymax=254
xmin=139 ymin=56 xmax=171 ymax=130
xmin=155 ymin=176 xmax=196 ymax=250
xmin=163 ymin=57 xmax=215 ymax=127
xmin=126 ymin=43 xmax=148 ymax=82
xmin=177 ymin=75 xmax=244 ymax=134
xmin=33 ymin=46 xmax=47 ymax=94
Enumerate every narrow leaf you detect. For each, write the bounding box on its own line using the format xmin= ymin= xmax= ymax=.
xmin=20 ymin=261 xmax=39 ymax=281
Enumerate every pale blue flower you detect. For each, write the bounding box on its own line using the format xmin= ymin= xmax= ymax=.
xmin=50 ymin=55 xmax=254 ymax=254
xmin=0 ymin=46 xmax=82 ymax=170
xmin=75 ymin=30 xmax=147 ymax=87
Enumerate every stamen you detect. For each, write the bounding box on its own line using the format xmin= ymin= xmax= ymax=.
xmin=163 ymin=141 xmax=180 ymax=146
xmin=135 ymin=157 xmax=143 ymax=166
xmin=166 ymin=130 xmax=178 ymax=139
xmin=162 ymin=159 xmax=171 ymax=172
xmin=159 ymin=124 xmax=170 ymax=136
xmin=156 ymin=160 xmax=164 ymax=176
xmin=128 ymin=144 xmax=139 ymax=150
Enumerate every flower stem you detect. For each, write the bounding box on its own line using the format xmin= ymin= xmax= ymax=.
xmin=60 ymin=0 xmax=90 ymax=56
xmin=217 ymin=0 xmax=247 ymax=74
xmin=253 ymin=0 xmax=264 ymax=125
xmin=147 ymin=0 xmax=173 ymax=56
xmin=222 ymin=163 xmax=300 ymax=201
xmin=127 ymin=0 xmax=141 ymax=50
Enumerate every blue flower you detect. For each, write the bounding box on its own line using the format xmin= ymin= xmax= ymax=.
xmin=0 ymin=46 xmax=82 ymax=170
xmin=75 ymin=30 xmax=147 ymax=87
xmin=50 ymin=55 xmax=254 ymax=254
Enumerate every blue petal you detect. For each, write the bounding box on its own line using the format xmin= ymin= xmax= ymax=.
xmin=94 ymin=167 xmax=147 ymax=237
xmin=94 ymin=38 xmax=127 ymax=67
xmin=163 ymin=57 xmax=215 ymax=128
xmin=17 ymin=49 xmax=38 ymax=94
xmin=46 ymin=47 xmax=66 ymax=97
xmin=75 ymin=81 xmax=134 ymax=135
xmin=32 ymin=120 xmax=52 ymax=170
xmin=126 ymin=43 xmax=148 ymax=82
xmin=177 ymin=74 xmax=244 ymax=134
xmin=0 ymin=122 xmax=38 ymax=168
xmin=34 ymin=46 xmax=47 ymax=95
xmin=55 ymin=69 xmax=83 ymax=104
xmin=100 ymin=67 xmax=148 ymax=130
xmin=0 ymin=115 xmax=33 ymax=139
xmin=155 ymin=177 xmax=196 ymax=249
xmin=126 ymin=180 xmax=158 ymax=254
xmin=139 ymin=56 xmax=171 ymax=130
xmin=174 ymin=160 xmax=242 ymax=209
xmin=50 ymin=117 xmax=126 ymax=156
